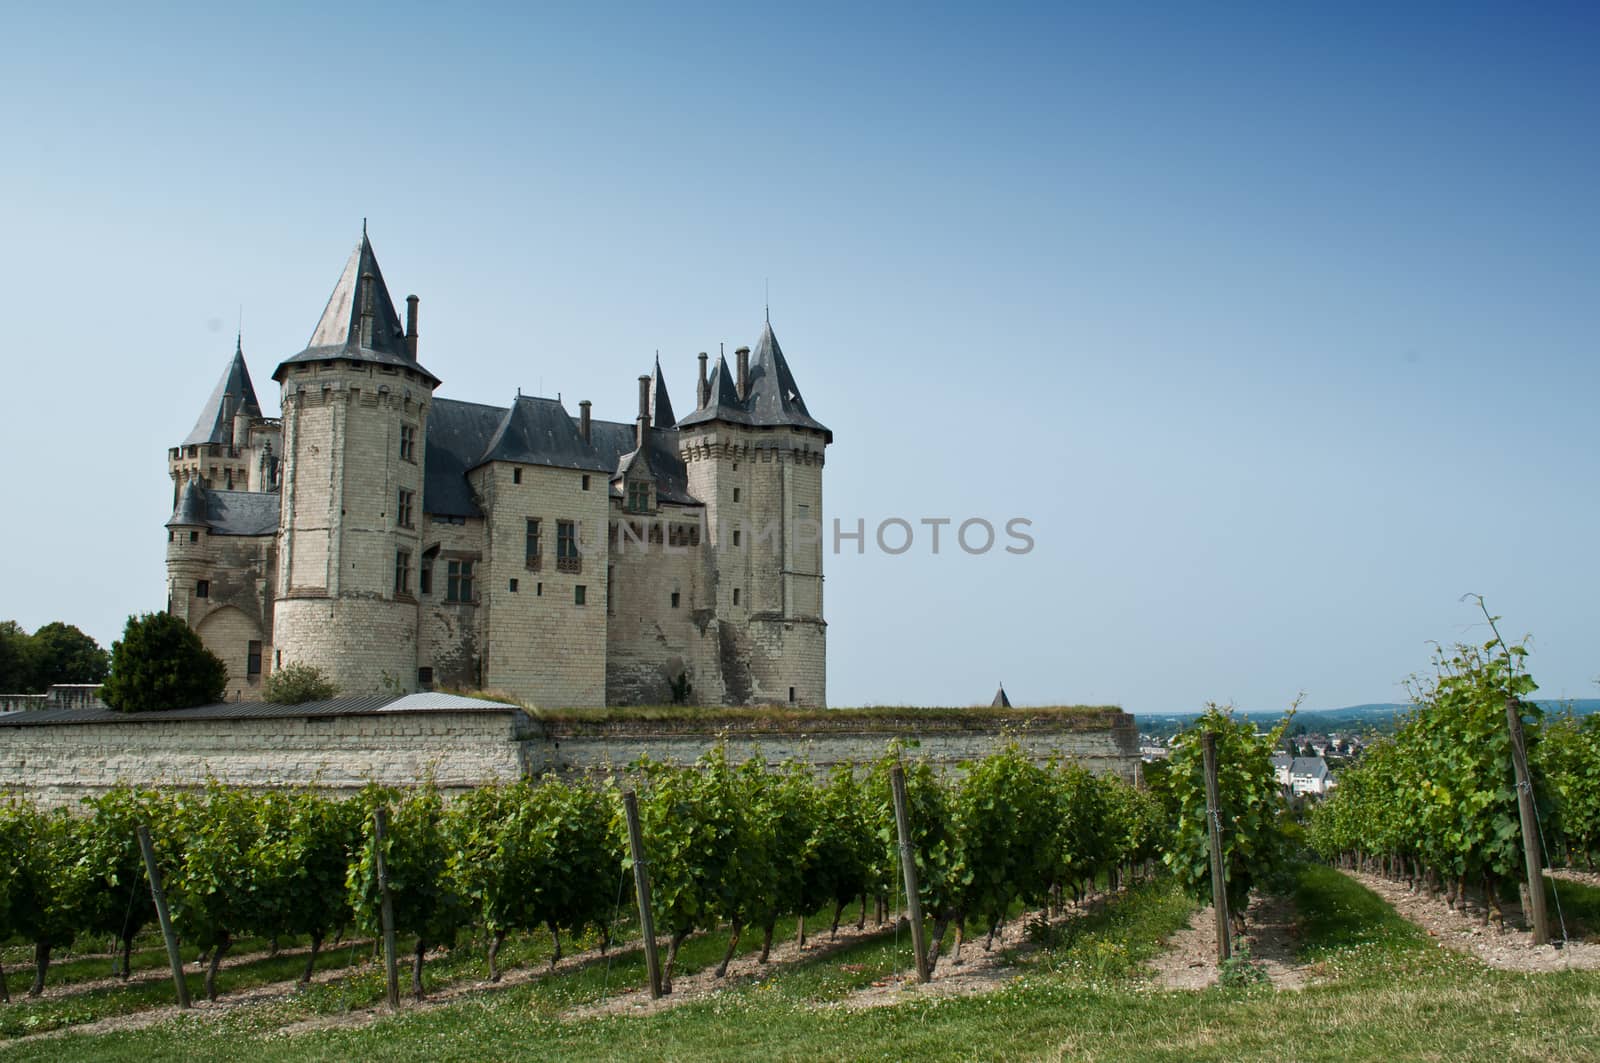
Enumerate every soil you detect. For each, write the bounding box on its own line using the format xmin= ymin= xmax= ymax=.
xmin=1147 ymin=891 xmax=1310 ymax=990
xmin=1343 ymin=870 xmax=1600 ymax=972
xmin=1549 ymin=867 xmax=1600 ymax=890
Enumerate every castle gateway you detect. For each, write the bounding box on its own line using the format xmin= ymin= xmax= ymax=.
xmin=165 ymin=232 xmax=830 ymax=708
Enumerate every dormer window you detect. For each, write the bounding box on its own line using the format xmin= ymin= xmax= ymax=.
xmin=626 ymin=481 xmax=651 ymax=513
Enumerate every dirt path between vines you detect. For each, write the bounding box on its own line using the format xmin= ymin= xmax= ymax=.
xmin=0 ymin=938 xmax=373 ymax=1003
xmin=1343 ymin=870 xmax=1600 ymax=972
xmin=0 ymin=942 xmax=379 ymax=1052
xmin=1147 ymin=891 xmax=1310 ymax=990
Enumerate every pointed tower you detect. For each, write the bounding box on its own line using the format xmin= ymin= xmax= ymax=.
xmin=270 ymin=229 xmax=439 ymax=694
xmin=649 ymin=355 xmax=676 ymax=429
xmin=677 ymin=319 xmax=830 ymax=706
xmin=169 ymin=336 xmax=277 ymax=498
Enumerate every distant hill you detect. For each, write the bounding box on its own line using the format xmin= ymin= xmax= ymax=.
xmin=1134 ymin=699 xmax=1599 ymax=738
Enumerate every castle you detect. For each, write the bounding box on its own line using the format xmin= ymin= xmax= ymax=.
xmin=165 ymin=230 xmax=829 ymax=708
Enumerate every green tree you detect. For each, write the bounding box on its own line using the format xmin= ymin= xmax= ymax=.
xmin=263 ymin=662 xmax=338 ymax=705
xmin=0 ymin=621 xmax=33 ymax=693
xmin=100 ymin=613 xmax=227 ymax=712
xmin=24 ymin=622 xmax=109 ymax=689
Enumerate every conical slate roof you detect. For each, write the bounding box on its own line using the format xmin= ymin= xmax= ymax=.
xmin=273 ymin=230 xmax=438 ymax=385
xmin=991 ymin=685 xmax=1012 ymax=709
xmin=744 ymin=320 xmax=826 ymax=433
xmin=677 ymin=321 xmax=829 ymax=440
xmin=167 ymin=478 xmax=210 ymax=527
xmin=183 ymin=338 xmax=262 ymax=445
xmin=650 ymin=356 xmax=676 ymax=429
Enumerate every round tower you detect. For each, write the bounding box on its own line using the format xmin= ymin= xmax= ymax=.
xmin=270 ymin=230 xmax=438 ymax=694
xmin=165 ymin=477 xmax=212 ymax=624
xmin=676 ymin=319 xmax=830 ymax=706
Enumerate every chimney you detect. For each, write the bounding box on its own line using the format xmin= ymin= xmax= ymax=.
xmin=736 ymin=346 xmax=750 ymax=400
xmin=636 ymin=375 xmax=651 ymax=449
xmin=405 ymin=295 xmax=419 ymax=360
xmin=697 ymin=352 xmax=709 ymax=408
xmin=578 ymin=399 xmax=591 ymax=443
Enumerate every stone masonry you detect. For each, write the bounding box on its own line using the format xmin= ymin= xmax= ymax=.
xmin=166 ymin=230 xmax=831 ymax=708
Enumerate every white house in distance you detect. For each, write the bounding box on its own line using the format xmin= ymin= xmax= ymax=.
xmin=1271 ymin=753 xmax=1335 ymax=796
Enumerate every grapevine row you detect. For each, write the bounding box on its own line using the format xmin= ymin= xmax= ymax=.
xmin=0 ymin=732 xmax=1287 ymax=1001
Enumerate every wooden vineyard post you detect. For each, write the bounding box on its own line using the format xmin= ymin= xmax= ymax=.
xmin=890 ymin=764 xmax=931 ymax=984
xmin=372 ymin=808 xmax=402 ymax=1011
xmin=136 ymin=824 xmax=190 ymax=1010
xmin=1201 ymin=732 xmax=1231 ymax=963
xmin=622 ymin=790 xmax=664 ymax=998
xmin=1505 ymin=697 xmax=1550 ymax=945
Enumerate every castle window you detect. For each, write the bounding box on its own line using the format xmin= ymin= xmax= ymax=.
xmin=395 ymin=550 xmax=411 ymax=596
xmin=574 ymin=584 xmax=587 ymax=606
xmin=733 ymin=588 xmax=740 ymax=606
xmin=732 ymin=530 xmax=741 ymax=547
xmin=525 ymin=518 xmax=541 ymax=569
xmin=513 ymin=466 xmax=522 ymax=484
xmin=190 ymin=531 xmax=199 ymax=543
xmin=225 ymin=469 xmax=234 ymax=490
xmin=418 ymin=666 xmax=434 ymax=688
xmin=789 ymin=686 xmax=796 ymax=703
xmin=557 ymin=520 xmax=581 ymax=572
xmin=447 ymin=559 xmax=475 ymax=602
xmin=671 ymin=591 xmax=680 ymax=609
xmin=247 ymin=641 xmax=262 ymax=678
xmin=627 ymin=481 xmax=650 ymax=513
xmin=168 ymin=530 xmax=173 ymax=543
xmin=397 ymin=489 xmax=415 ymax=529
xmin=582 ymin=474 xmax=591 ymax=491
xmin=509 ymin=578 xmax=519 ymax=593
xmin=196 ymin=579 xmax=209 ymax=598
xmin=400 ymin=424 xmax=417 ymax=462
xmin=536 ymin=582 xmax=542 ymax=596
xmin=420 ymin=559 xmax=432 ymax=595
xmin=733 ymin=487 xmax=740 ymax=502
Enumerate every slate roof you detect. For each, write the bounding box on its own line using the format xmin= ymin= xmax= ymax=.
xmin=183 ymin=339 xmax=263 ymax=445
xmin=479 ymin=396 xmax=615 ymax=473
xmin=650 ymin=357 xmax=676 ymax=429
xmin=677 ymin=321 xmax=830 ymax=440
xmin=1291 ymin=757 xmax=1330 ymax=778
xmin=992 ymin=685 xmax=1012 ymax=708
xmin=0 ymin=692 xmax=520 ymax=727
xmin=588 ymin=421 xmax=698 ymax=505
xmin=422 ymin=399 xmax=500 ymax=517
xmin=165 ymin=482 xmax=280 ymax=536
xmin=273 ymin=231 xmax=439 ymax=386
xmin=168 ymin=478 xmax=209 ymax=527
xmin=422 ymin=398 xmax=702 ymax=517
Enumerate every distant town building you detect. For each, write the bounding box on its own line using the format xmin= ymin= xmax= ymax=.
xmin=1272 ymin=753 xmax=1334 ymax=796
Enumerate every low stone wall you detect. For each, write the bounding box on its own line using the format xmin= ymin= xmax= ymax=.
xmin=525 ymin=707 xmax=1140 ymax=782
xmin=1 ymin=709 xmax=531 ymax=807
xmin=0 ymin=705 xmax=1138 ymax=807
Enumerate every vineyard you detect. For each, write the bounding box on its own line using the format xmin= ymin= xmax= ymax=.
xmin=2 ymin=642 xmax=1600 ymax=1059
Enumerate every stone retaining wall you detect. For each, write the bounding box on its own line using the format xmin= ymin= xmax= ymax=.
xmin=1 ymin=706 xmax=1138 ymax=807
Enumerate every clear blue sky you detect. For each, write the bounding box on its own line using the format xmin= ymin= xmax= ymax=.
xmin=1 ymin=3 xmax=1594 ymax=713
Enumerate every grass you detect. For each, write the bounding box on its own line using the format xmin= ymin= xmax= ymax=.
xmin=441 ymin=691 xmax=1124 ymax=728
xmin=1546 ymin=873 xmax=1600 ymax=939
xmin=9 ymin=868 xmax=1600 ymax=1061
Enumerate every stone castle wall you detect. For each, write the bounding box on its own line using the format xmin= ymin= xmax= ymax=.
xmin=0 ymin=709 xmax=530 ymax=807
xmin=0 ymin=708 xmax=1137 ymax=807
